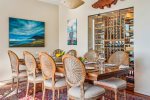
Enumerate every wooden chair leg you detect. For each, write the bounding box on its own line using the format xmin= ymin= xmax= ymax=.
xmin=67 ymin=84 xmax=70 ymax=100
xmin=33 ymin=83 xmax=36 ymax=98
xmin=124 ymin=90 xmax=126 ymax=100
xmin=114 ymin=90 xmax=118 ymax=100
xmin=11 ymin=78 xmax=14 ymax=90
xmin=58 ymin=89 xmax=60 ymax=99
xmin=52 ymin=89 xmax=55 ymax=100
xmin=42 ymin=87 xmax=45 ymax=100
xmin=26 ymin=81 xmax=29 ymax=97
xmin=67 ymin=94 xmax=69 ymax=100
xmin=102 ymin=95 xmax=105 ymax=100
xmin=42 ymin=82 xmax=44 ymax=92
xmin=16 ymin=78 xmax=19 ymax=94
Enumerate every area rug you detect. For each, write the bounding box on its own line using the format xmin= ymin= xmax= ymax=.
xmin=0 ymin=83 xmax=149 ymax=100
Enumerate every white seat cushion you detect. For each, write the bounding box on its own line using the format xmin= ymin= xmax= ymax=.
xmin=28 ymin=74 xmax=43 ymax=83
xmin=44 ymin=78 xmax=66 ymax=88
xmin=19 ymin=65 xmax=27 ymax=70
xmin=68 ymin=83 xmax=105 ymax=99
xmin=55 ymin=72 xmax=64 ymax=77
xmin=94 ymin=77 xmax=126 ymax=89
xmin=12 ymin=70 xmax=27 ymax=78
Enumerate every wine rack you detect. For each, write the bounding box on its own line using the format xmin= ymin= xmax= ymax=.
xmin=94 ymin=16 xmax=105 ymax=54
xmin=93 ymin=8 xmax=134 ymax=63
xmin=89 ymin=7 xmax=134 ymax=91
xmin=124 ymin=9 xmax=134 ymax=91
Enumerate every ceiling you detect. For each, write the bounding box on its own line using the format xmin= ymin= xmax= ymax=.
xmin=38 ymin=0 xmax=60 ymax=5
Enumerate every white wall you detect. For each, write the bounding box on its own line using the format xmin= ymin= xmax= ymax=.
xmin=0 ymin=0 xmax=59 ymax=81
xmin=59 ymin=0 xmax=134 ymax=56
xmin=59 ymin=0 xmax=150 ymax=96
xmin=134 ymin=0 xmax=150 ymax=96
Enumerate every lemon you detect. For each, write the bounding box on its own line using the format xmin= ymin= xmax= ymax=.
xmin=56 ymin=53 xmax=61 ymax=57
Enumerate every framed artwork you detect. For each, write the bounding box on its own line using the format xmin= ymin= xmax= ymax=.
xmin=9 ymin=17 xmax=45 ymax=47
xmin=67 ymin=19 xmax=77 ymax=45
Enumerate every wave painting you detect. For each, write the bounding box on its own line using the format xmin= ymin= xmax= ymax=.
xmin=9 ymin=17 xmax=45 ymax=47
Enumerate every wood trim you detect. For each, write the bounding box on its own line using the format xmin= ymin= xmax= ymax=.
xmin=126 ymin=90 xmax=150 ymax=99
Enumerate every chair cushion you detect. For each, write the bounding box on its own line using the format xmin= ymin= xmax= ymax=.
xmin=12 ymin=70 xmax=27 ymax=78
xmin=44 ymin=78 xmax=66 ymax=88
xmin=55 ymin=72 xmax=64 ymax=77
xmin=94 ymin=77 xmax=126 ymax=89
xmin=19 ymin=65 xmax=27 ymax=70
xmin=68 ymin=83 xmax=105 ymax=99
xmin=28 ymin=74 xmax=43 ymax=83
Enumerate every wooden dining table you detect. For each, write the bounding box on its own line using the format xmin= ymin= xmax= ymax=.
xmin=19 ymin=59 xmax=131 ymax=81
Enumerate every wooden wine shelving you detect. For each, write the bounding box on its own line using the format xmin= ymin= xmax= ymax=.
xmin=93 ymin=8 xmax=134 ymax=63
xmin=89 ymin=7 xmax=134 ymax=91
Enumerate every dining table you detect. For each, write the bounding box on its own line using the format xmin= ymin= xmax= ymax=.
xmin=19 ymin=58 xmax=131 ymax=81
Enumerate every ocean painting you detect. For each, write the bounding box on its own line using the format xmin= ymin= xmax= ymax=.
xmin=9 ymin=17 xmax=45 ymax=47
xmin=67 ymin=19 xmax=77 ymax=45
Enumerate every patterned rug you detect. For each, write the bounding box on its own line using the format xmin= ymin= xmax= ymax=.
xmin=0 ymin=83 xmax=149 ymax=100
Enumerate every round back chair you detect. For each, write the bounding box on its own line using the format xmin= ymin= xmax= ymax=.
xmin=9 ymin=50 xmax=27 ymax=94
xmin=62 ymin=54 xmax=105 ymax=100
xmin=62 ymin=54 xmax=86 ymax=87
xmin=84 ymin=50 xmax=99 ymax=62
xmin=39 ymin=52 xmax=67 ymax=100
xmin=8 ymin=50 xmax=19 ymax=74
xmin=53 ymin=49 xmax=64 ymax=62
xmin=23 ymin=51 xmax=37 ymax=78
xmin=53 ymin=49 xmax=63 ymax=56
xmin=39 ymin=52 xmax=56 ymax=82
xmin=108 ymin=51 xmax=129 ymax=66
xmin=24 ymin=51 xmax=44 ymax=98
xmin=67 ymin=49 xmax=77 ymax=57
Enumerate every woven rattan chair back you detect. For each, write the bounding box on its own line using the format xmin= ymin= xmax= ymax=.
xmin=108 ymin=51 xmax=129 ymax=66
xmin=8 ymin=50 xmax=19 ymax=73
xmin=39 ymin=52 xmax=56 ymax=81
xmin=23 ymin=51 xmax=37 ymax=76
xmin=53 ymin=49 xmax=63 ymax=56
xmin=53 ymin=49 xmax=64 ymax=62
xmin=62 ymin=54 xmax=86 ymax=87
xmin=84 ymin=50 xmax=99 ymax=62
xmin=67 ymin=49 xmax=77 ymax=57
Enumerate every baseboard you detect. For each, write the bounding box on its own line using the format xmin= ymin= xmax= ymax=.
xmin=0 ymin=78 xmax=27 ymax=87
xmin=127 ymin=90 xmax=150 ymax=99
xmin=0 ymin=79 xmax=12 ymax=87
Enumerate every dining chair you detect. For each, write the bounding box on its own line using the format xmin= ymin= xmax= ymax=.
xmin=39 ymin=52 xmax=66 ymax=100
xmin=84 ymin=50 xmax=99 ymax=62
xmin=23 ymin=51 xmax=43 ymax=98
xmin=8 ymin=50 xmax=27 ymax=93
xmin=53 ymin=49 xmax=64 ymax=62
xmin=62 ymin=54 xmax=105 ymax=100
xmin=94 ymin=51 xmax=128 ymax=100
xmin=94 ymin=77 xmax=127 ymax=100
xmin=53 ymin=49 xmax=64 ymax=55
xmin=108 ymin=51 xmax=129 ymax=66
xmin=67 ymin=49 xmax=77 ymax=57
